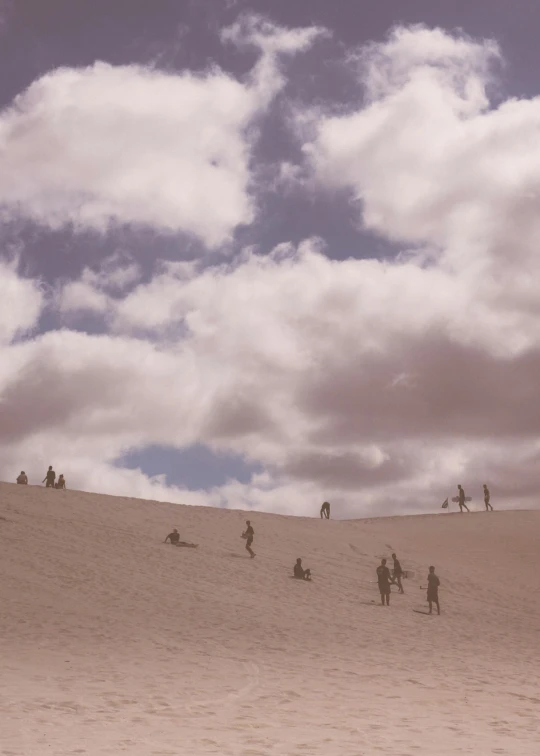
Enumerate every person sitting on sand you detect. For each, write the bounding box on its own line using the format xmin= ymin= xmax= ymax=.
xmin=16 ymin=471 xmax=28 ymax=484
xmin=427 ymin=566 xmax=441 ymax=615
xmin=241 ymin=520 xmax=255 ymax=558
xmin=390 ymin=552 xmax=404 ymax=594
xmin=320 ymin=501 xmax=330 ymax=519
xmin=483 ymin=484 xmax=493 ymax=511
xmin=164 ymin=528 xmax=180 ymax=545
xmin=55 ymin=474 xmax=66 ymax=490
xmin=376 ymin=558 xmax=392 ymax=606
xmin=43 ymin=466 xmax=56 ymax=488
xmin=293 ymin=558 xmax=311 ymax=580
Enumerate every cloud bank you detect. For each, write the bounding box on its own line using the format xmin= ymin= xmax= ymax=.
xmin=2 ymin=21 xmax=540 ymax=517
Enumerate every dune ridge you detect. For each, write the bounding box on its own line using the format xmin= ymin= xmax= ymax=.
xmin=1 ymin=481 xmax=539 ymax=755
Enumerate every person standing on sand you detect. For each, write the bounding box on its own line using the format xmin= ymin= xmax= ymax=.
xmin=43 ymin=466 xmax=56 ymax=488
xmin=457 ymin=484 xmax=470 ymax=512
xmin=242 ymin=520 xmax=255 ymax=558
xmin=483 ymin=484 xmax=493 ymax=511
xmin=376 ymin=558 xmax=391 ymax=606
xmin=16 ymin=471 xmax=28 ymax=484
xmin=320 ymin=501 xmax=330 ymax=519
xmin=390 ymin=553 xmax=405 ymax=593
xmin=427 ymin=566 xmax=441 ymax=615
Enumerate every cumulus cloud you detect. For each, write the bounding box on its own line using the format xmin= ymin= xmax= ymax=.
xmin=0 ymin=14 xmax=324 ymax=247
xmin=0 ymin=260 xmax=43 ymax=344
xmin=3 ymin=23 xmax=540 ymax=517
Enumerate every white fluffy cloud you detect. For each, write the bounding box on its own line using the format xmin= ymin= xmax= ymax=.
xmin=0 ymin=14 xmax=324 ymax=247
xmin=0 ymin=260 xmax=43 ymax=344
xmin=3 ymin=23 xmax=540 ymax=517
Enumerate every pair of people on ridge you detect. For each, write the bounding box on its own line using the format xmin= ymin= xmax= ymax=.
xmin=456 ymin=484 xmax=494 ymax=512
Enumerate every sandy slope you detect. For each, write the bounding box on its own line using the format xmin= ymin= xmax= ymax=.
xmin=1 ymin=482 xmax=539 ymax=756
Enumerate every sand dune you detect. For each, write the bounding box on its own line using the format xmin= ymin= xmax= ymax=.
xmin=1 ymin=482 xmax=539 ymax=755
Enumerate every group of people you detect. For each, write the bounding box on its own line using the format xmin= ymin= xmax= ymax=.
xmin=449 ymin=484 xmax=494 ymax=512
xmin=377 ymin=556 xmax=440 ymax=614
xmin=16 ymin=466 xmax=66 ymax=489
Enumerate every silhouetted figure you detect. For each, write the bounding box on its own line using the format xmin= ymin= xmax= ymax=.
xmin=427 ymin=566 xmax=440 ymax=615
xmin=457 ymin=484 xmax=469 ymax=512
xmin=55 ymin=474 xmax=66 ymax=490
xmin=391 ymin=552 xmax=404 ymax=593
xmin=376 ymin=558 xmax=391 ymax=606
xmin=16 ymin=471 xmax=28 ymax=485
xmin=43 ymin=466 xmax=56 ymax=488
xmin=164 ymin=528 xmax=180 ymax=545
xmin=483 ymin=484 xmax=493 ymax=511
xmin=320 ymin=501 xmax=330 ymax=519
xmin=242 ymin=520 xmax=255 ymax=558
xmin=293 ymin=557 xmax=311 ymax=580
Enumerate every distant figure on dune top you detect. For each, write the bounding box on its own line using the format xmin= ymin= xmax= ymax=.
xmin=457 ymin=485 xmax=470 ymax=513
xmin=320 ymin=501 xmax=330 ymax=519
xmin=242 ymin=520 xmax=255 ymax=558
xmin=376 ymin=558 xmax=392 ymax=606
xmin=293 ymin=557 xmax=311 ymax=581
xmin=43 ymin=466 xmax=56 ymax=488
xmin=427 ymin=566 xmax=441 ymax=615
xmin=55 ymin=474 xmax=66 ymax=490
xmin=164 ymin=528 xmax=180 ymax=545
xmin=390 ymin=552 xmax=404 ymax=594
xmin=483 ymin=484 xmax=493 ymax=511
xmin=16 ymin=471 xmax=28 ymax=485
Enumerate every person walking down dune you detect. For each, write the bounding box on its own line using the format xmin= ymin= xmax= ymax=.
xmin=242 ymin=520 xmax=255 ymax=558
xmin=43 ymin=466 xmax=56 ymax=488
xmin=55 ymin=474 xmax=66 ymax=490
xmin=164 ymin=528 xmax=180 ymax=545
xmin=320 ymin=501 xmax=330 ymax=519
xmin=483 ymin=484 xmax=493 ymax=511
xmin=390 ymin=553 xmax=405 ymax=593
xmin=16 ymin=471 xmax=28 ymax=484
xmin=293 ymin=558 xmax=311 ymax=580
xmin=376 ymin=558 xmax=392 ymax=606
xmin=457 ymin=485 xmax=470 ymax=512
xmin=427 ymin=566 xmax=441 ymax=615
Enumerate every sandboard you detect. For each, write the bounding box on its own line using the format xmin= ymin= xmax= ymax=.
xmin=451 ymin=496 xmax=472 ymax=502
xmin=289 ymin=575 xmax=312 ymax=582
xmin=176 ymin=542 xmax=198 ymax=548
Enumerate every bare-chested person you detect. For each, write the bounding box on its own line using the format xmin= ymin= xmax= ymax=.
xmin=483 ymin=484 xmax=493 ymax=511
xmin=16 ymin=471 xmax=28 ymax=484
xmin=164 ymin=528 xmax=180 ymax=545
xmin=43 ymin=466 xmax=56 ymax=488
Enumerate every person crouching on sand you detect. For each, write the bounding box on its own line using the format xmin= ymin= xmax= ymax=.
xmin=320 ymin=501 xmax=330 ymax=519
xmin=55 ymin=474 xmax=66 ymax=489
xmin=427 ymin=566 xmax=440 ymax=615
xmin=293 ymin=558 xmax=311 ymax=580
xmin=242 ymin=520 xmax=255 ymax=558
xmin=16 ymin=471 xmax=28 ymax=484
xmin=376 ymin=558 xmax=391 ymax=606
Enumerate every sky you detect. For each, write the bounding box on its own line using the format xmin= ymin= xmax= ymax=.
xmin=2 ymin=0 xmax=540 ymax=518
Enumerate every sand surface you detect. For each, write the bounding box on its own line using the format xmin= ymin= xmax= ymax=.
xmin=1 ymin=482 xmax=539 ymax=755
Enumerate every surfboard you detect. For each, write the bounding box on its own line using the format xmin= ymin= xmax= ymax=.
xmin=451 ymin=496 xmax=472 ymax=502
